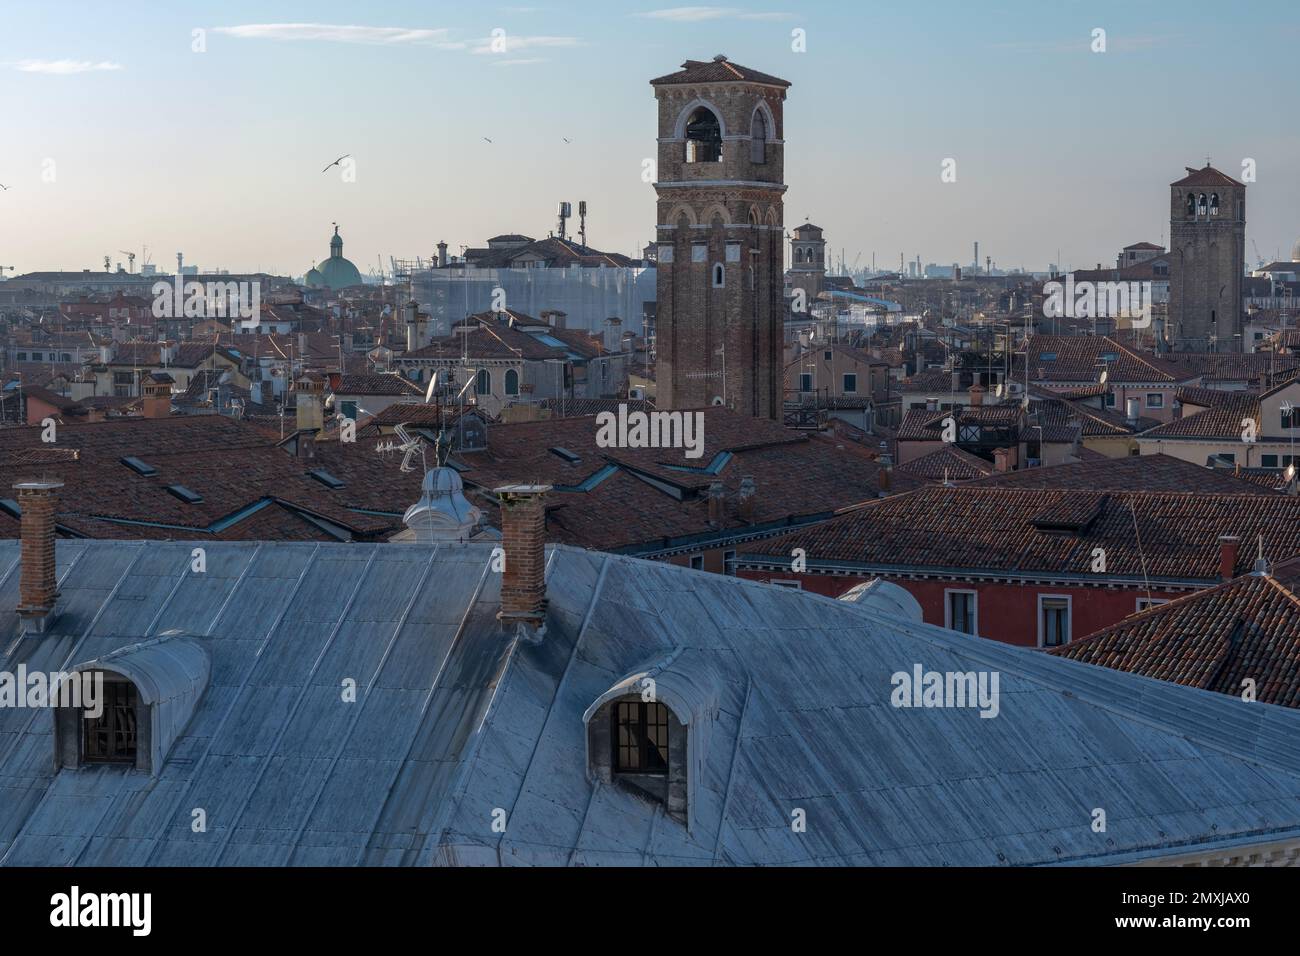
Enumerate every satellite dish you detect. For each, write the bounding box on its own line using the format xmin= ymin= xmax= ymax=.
xmin=711 ymin=396 xmax=725 ymax=407
xmin=424 ymin=371 xmax=439 ymax=404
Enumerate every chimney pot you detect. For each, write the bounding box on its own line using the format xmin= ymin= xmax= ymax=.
xmin=1218 ymin=534 xmax=1241 ymax=581
xmin=738 ymin=475 xmax=757 ymax=521
xmin=14 ymin=479 xmax=63 ymax=627
xmin=968 ymin=384 xmax=984 ymax=407
xmin=707 ymin=480 xmax=725 ymax=528
xmin=496 ymin=484 xmax=552 ymax=640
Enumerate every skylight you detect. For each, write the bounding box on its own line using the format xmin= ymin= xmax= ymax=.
xmin=165 ymin=485 xmax=203 ymax=504
xmin=549 ymin=447 xmax=581 ymax=464
xmin=121 ymin=456 xmax=157 ymax=476
xmin=308 ymin=469 xmax=345 ymax=489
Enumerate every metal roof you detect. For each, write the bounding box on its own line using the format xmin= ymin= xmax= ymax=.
xmin=3 ymin=539 xmax=1300 ymax=866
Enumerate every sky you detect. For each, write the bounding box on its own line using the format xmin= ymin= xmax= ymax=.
xmin=1 ymin=0 xmax=1297 ymax=279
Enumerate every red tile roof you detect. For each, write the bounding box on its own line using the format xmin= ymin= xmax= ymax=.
xmin=968 ymin=453 xmax=1282 ymax=495
xmin=742 ymin=486 xmax=1300 ymax=583
xmin=1170 ymin=164 xmax=1245 ymax=188
xmin=650 ymin=56 xmax=790 ymax=88
xmin=1053 ymin=570 xmax=1300 ymax=707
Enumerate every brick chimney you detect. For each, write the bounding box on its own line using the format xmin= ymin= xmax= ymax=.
xmin=141 ymin=371 xmax=173 ymax=418
xmin=994 ymin=447 xmax=1012 ymax=473
xmin=738 ymin=476 xmax=756 ymax=521
xmin=968 ymin=383 xmax=985 ymax=407
xmin=14 ymin=479 xmax=63 ymax=628
xmin=496 ymin=484 xmax=551 ymax=641
xmin=877 ymin=453 xmax=893 ymax=496
xmin=1218 ymin=534 xmax=1241 ymax=580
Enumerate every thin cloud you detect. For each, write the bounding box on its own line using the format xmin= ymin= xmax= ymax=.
xmin=213 ymin=23 xmax=462 ymax=48
xmin=13 ymin=59 xmax=123 ymax=74
xmin=637 ymin=7 xmax=793 ymax=21
xmin=471 ymin=35 xmax=582 ymax=55
xmin=494 ymin=58 xmax=548 ymax=67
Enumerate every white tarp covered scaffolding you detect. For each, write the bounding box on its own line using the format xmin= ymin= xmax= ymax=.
xmin=396 ymin=260 xmax=656 ymax=340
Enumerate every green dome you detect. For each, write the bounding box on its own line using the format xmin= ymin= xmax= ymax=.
xmin=304 ymin=263 xmax=324 ymax=288
xmin=316 ymin=225 xmax=363 ymax=290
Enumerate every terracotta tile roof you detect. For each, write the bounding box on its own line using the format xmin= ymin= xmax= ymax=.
xmin=0 ymin=416 xmax=408 ymax=542
xmin=968 ymin=453 xmax=1282 ymax=495
xmin=1175 ymin=384 xmax=1251 ymax=408
xmin=1022 ymin=335 xmax=1188 ymax=384
xmin=1161 ymin=351 xmax=1300 ymax=384
xmin=450 ymin=408 xmax=916 ymax=552
xmin=1141 ymin=393 xmax=1260 ymax=439
xmin=742 ymin=486 xmax=1300 ymax=583
xmin=407 ymin=314 xmax=567 ymax=361
xmin=537 ymin=397 xmax=655 ymax=417
xmin=1053 ymin=571 xmax=1300 ymax=707
xmin=650 ymin=56 xmax=790 ymax=88
xmin=895 ymin=445 xmax=995 ymax=481
xmin=1170 ymin=164 xmax=1245 ymax=188
xmin=332 ymin=372 xmax=423 ymax=396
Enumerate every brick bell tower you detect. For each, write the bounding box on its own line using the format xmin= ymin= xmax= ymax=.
xmin=651 ymin=55 xmax=790 ymax=418
xmin=1168 ymin=163 xmax=1246 ymax=352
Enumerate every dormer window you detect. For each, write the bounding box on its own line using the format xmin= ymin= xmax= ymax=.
xmin=613 ymin=700 xmax=669 ymax=775
xmin=82 ymin=678 xmax=139 ymax=765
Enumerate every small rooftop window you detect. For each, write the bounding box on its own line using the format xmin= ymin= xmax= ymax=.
xmin=165 ymin=484 xmax=202 ymax=504
xmin=614 ymin=701 xmax=669 ymax=775
xmin=549 ymin=447 xmax=581 ymax=464
xmin=308 ymin=469 xmax=345 ymax=489
xmin=121 ymin=456 xmax=157 ymax=477
xmin=83 ymin=679 xmax=139 ymax=765
xmin=1039 ymin=352 xmax=1057 ymax=362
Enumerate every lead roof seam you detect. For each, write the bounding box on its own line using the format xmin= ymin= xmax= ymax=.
xmin=0 ymin=541 xmax=143 ymax=867
xmin=487 ymin=550 xmax=611 ymax=859
xmin=361 ymin=549 xmax=496 ymax=863
xmin=212 ymin=546 xmax=378 ymax=865
xmin=142 ymin=543 xmax=318 ymax=866
xmin=286 ymin=547 xmax=441 ymax=861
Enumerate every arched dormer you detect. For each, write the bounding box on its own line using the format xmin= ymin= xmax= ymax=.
xmin=584 ymin=654 xmax=720 ymax=828
xmin=53 ymin=632 xmax=210 ymax=775
xmin=682 ymin=104 xmax=723 ymax=163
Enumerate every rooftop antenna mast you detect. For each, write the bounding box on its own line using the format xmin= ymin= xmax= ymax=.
xmin=578 ymin=200 xmax=587 ymax=248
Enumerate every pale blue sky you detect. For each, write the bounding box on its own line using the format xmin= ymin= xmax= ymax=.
xmin=1 ymin=0 xmax=1296 ymax=277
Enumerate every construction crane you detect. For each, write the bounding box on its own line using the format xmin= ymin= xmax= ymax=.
xmin=1252 ymin=239 xmax=1266 ymax=270
xmin=119 ymin=250 xmax=136 ymax=273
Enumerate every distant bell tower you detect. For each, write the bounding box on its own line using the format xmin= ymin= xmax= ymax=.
xmin=1168 ymin=163 xmax=1246 ymax=352
xmin=650 ymin=55 xmax=790 ymax=418
xmin=789 ymin=222 xmax=826 ymax=302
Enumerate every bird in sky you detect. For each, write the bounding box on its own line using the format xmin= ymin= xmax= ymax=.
xmin=0 ymin=184 xmax=9 ymax=191
xmin=483 ymin=137 xmax=493 ymax=144
xmin=321 ymin=154 xmax=350 ymax=173
xmin=562 ymin=137 xmax=572 ymax=143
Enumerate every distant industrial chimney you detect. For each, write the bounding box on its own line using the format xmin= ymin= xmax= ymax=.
xmin=496 ymin=484 xmax=552 ymax=641
xmin=14 ymin=479 xmax=63 ymax=628
xmin=437 ymin=241 xmax=448 ymax=268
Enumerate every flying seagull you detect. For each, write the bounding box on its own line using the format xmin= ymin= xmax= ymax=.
xmin=482 ymin=137 xmax=493 ymax=144
xmin=0 ymin=184 xmax=9 ymax=191
xmin=562 ymin=137 xmax=572 ymax=143
xmin=321 ymin=154 xmax=350 ymax=173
